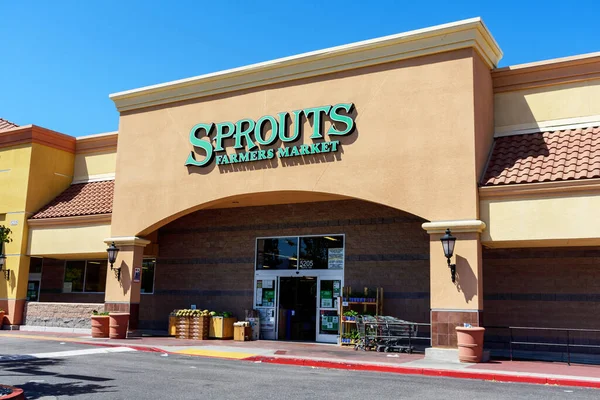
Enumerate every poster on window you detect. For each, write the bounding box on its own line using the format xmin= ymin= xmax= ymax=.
xmin=62 ymin=282 xmax=72 ymax=293
xmin=328 ymin=248 xmax=344 ymax=269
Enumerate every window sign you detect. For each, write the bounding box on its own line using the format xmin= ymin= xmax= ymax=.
xmin=320 ymin=290 xmax=333 ymax=308
xmin=185 ymin=103 xmax=356 ymax=168
xmin=328 ymin=248 xmax=344 ymax=269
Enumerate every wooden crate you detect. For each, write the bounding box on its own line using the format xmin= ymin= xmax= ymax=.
xmin=209 ymin=317 xmax=237 ymax=339
xmin=189 ymin=316 xmax=210 ymax=340
xmin=234 ymin=326 xmax=251 ymax=341
xmin=168 ymin=316 xmax=177 ymax=336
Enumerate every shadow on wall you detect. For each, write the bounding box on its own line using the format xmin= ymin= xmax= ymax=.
xmin=455 ymin=255 xmax=477 ymax=304
xmin=482 ymin=88 xmax=548 ymax=185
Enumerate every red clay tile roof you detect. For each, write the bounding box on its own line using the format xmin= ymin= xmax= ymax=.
xmin=0 ymin=118 xmax=18 ymax=132
xmin=482 ymin=126 xmax=600 ymax=186
xmin=31 ymin=180 xmax=114 ymax=219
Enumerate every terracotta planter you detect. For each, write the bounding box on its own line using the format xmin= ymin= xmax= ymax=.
xmin=91 ymin=315 xmax=110 ymax=338
xmin=455 ymin=326 xmax=485 ymax=363
xmin=109 ymin=313 xmax=130 ymax=339
xmin=0 ymin=384 xmax=25 ymax=400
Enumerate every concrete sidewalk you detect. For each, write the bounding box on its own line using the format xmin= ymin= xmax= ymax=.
xmin=2 ymin=331 xmax=600 ymax=389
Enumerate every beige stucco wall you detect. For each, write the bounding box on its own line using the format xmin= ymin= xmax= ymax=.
xmin=112 ymin=49 xmax=488 ymax=237
xmin=73 ymin=151 xmax=117 ymax=182
xmin=28 ymin=223 xmax=111 ymax=258
xmin=494 ymin=78 xmax=600 ymax=132
xmin=481 ymin=193 xmax=600 ymax=247
xmin=430 ymin=232 xmax=483 ymax=310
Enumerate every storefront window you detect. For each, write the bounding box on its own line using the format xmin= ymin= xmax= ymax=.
xmin=64 ymin=261 xmax=85 ymax=292
xmin=256 ymin=237 xmax=298 ymax=270
xmin=299 ymin=235 xmax=344 ymax=270
xmin=63 ymin=260 xmax=107 ymax=293
xmin=141 ymin=259 xmax=155 ymax=294
xmin=29 ymin=257 xmax=43 ymax=273
xmin=84 ymin=261 xmax=107 ymax=292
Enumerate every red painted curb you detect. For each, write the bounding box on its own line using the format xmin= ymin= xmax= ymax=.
xmin=243 ymin=356 xmax=600 ymax=389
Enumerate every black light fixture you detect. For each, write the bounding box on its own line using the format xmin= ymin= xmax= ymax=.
xmin=0 ymin=244 xmax=8 ymax=281
xmin=440 ymin=228 xmax=457 ymax=283
xmin=107 ymin=242 xmax=121 ymax=280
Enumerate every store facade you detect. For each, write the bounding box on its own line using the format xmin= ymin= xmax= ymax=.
xmin=2 ymin=18 xmax=600 ymax=354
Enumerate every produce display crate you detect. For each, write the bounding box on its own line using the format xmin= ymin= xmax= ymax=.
xmin=176 ymin=316 xmax=191 ymax=339
xmin=168 ymin=316 xmax=177 ymax=336
xmin=209 ymin=317 xmax=237 ymax=339
xmin=234 ymin=326 xmax=252 ymax=341
xmin=189 ymin=316 xmax=210 ymax=340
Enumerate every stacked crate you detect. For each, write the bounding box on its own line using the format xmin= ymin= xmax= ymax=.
xmin=189 ymin=316 xmax=210 ymax=340
xmin=176 ymin=316 xmax=191 ymax=339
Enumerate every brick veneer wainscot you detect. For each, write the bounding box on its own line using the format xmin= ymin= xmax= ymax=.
xmin=139 ymin=199 xmax=432 ymax=331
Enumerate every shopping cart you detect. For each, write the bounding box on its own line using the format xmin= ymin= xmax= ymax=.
xmin=354 ymin=315 xmax=418 ymax=353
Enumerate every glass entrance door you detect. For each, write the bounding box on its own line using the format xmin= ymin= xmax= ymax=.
xmin=253 ymin=277 xmax=277 ymax=340
xmin=316 ymin=277 xmax=342 ymax=343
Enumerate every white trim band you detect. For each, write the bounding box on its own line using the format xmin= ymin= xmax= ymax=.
xmin=104 ymin=237 xmax=151 ymax=247
xmin=422 ymin=220 xmax=486 ymax=234
xmin=109 ymin=18 xmax=502 ymax=112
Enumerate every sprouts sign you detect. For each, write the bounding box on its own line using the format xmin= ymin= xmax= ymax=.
xmin=185 ymin=103 xmax=355 ymax=167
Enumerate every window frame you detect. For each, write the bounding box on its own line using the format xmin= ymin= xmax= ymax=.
xmin=255 ymin=234 xmax=345 ymax=271
xmin=62 ymin=260 xmax=107 ymax=294
xmin=140 ymin=258 xmax=156 ymax=295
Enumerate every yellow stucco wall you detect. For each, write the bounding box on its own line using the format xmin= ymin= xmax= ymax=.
xmin=28 ymin=223 xmax=111 ymax=258
xmin=0 ymin=145 xmax=32 ymax=214
xmin=494 ymin=78 xmax=600 ymax=132
xmin=26 ymin=143 xmax=74 ymax=214
xmin=73 ymin=151 xmax=117 ymax=182
xmin=481 ymin=193 xmax=600 ymax=247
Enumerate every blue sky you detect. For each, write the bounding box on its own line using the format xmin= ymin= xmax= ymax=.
xmin=1 ymin=1 xmax=599 ymax=137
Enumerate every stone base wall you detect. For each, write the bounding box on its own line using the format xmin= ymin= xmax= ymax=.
xmin=23 ymin=302 xmax=104 ymax=329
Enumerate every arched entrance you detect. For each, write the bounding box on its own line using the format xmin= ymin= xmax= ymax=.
xmin=127 ymin=194 xmax=431 ymax=342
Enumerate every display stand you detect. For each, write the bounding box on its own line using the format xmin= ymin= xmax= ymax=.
xmin=338 ymin=287 xmax=383 ymax=346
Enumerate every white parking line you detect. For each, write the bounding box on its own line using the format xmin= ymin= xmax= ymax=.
xmin=0 ymin=346 xmax=136 ymax=362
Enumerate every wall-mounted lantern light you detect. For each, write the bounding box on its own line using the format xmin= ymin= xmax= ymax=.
xmin=0 ymin=250 xmax=9 ymax=280
xmin=0 ymin=226 xmax=11 ymax=281
xmin=107 ymin=242 xmax=121 ymax=280
xmin=440 ymin=228 xmax=457 ymax=283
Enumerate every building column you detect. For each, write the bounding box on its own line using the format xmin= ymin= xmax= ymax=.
xmin=0 ymin=254 xmax=30 ymax=326
xmin=103 ymin=237 xmax=150 ymax=332
xmin=422 ymin=220 xmax=486 ymax=348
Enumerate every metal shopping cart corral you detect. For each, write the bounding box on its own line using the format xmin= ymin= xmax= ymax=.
xmin=355 ymin=315 xmax=419 ymax=353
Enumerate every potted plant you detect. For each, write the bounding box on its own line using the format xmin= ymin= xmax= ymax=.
xmin=343 ymin=310 xmax=358 ymax=321
xmin=91 ymin=310 xmax=110 ymax=338
xmin=455 ymin=324 xmax=486 ymax=363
